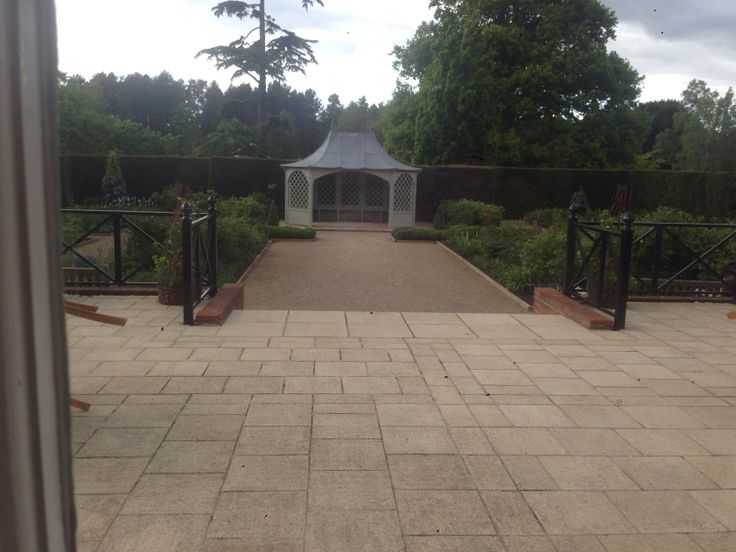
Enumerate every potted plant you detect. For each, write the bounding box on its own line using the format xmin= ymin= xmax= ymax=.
xmin=154 ymin=213 xmax=184 ymax=305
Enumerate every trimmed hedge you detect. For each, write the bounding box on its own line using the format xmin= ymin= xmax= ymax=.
xmin=261 ymin=225 xmax=316 ymax=239
xmin=61 ymin=155 xmax=736 ymax=220
xmin=392 ymin=227 xmax=445 ymax=241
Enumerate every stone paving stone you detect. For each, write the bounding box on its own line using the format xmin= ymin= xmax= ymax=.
xmin=502 ymin=536 xmax=556 ymax=552
xmin=548 ymin=429 xmax=639 ymax=456
xmin=75 ymin=494 xmax=126 ymax=543
xmin=163 ymin=376 xmax=226 ymax=394
xmin=167 ymin=415 xmax=244 ymax=441
xmin=308 ymin=470 xmax=394 ymax=510
xmin=89 ymin=361 xmax=155 ymax=376
xmin=498 ymin=405 xmax=574 ymax=427
xmin=74 ymin=457 xmax=149 ymax=494
xmin=382 ymin=427 xmax=457 ymax=454
xmin=549 ymin=535 xmax=606 ymax=552
xmin=236 ymin=426 xmax=310 ymax=455
xmin=122 ymin=474 xmax=223 ymax=514
xmin=305 ymin=510 xmax=404 ymax=552
xmin=72 ymin=417 xmax=107 ymax=444
xmin=684 ymin=429 xmax=736 ymax=455
xmin=284 ymin=376 xmax=341 ymax=394
xmin=453 ymin=377 xmax=486 ymax=395
xmin=597 ymin=534 xmax=703 ymax=552
xmin=201 ymin=539 xmax=301 ymax=551
xmin=644 ymin=379 xmax=712 ymax=397
xmin=348 ymin=323 xmax=414 ymax=338
xmin=473 ymin=370 xmax=534 ymax=386
xmin=607 ymin=490 xmax=726 ymax=533
xmin=240 ymin=348 xmax=292 ymax=361
xmin=464 ymin=456 xmax=515 ymax=491
xmin=438 ymin=404 xmax=476 ymax=427
xmin=224 ymin=376 xmax=283 ymax=394
xmin=686 ymin=457 xmax=736 ymax=488
xmin=533 ymin=378 xmax=599 ymax=396
xmin=342 ymin=376 xmax=400 ymax=394
xmin=684 ymin=406 xmax=736 ymax=428
xmin=313 ymin=413 xmax=380 ymax=438
xmin=216 ymin=322 xmax=284 ymax=337
xmin=449 ymin=428 xmax=494 ymax=454
xmin=77 ymin=427 xmax=167 ymax=457
xmin=315 ymin=361 xmax=367 ymax=376
xmin=429 ymin=385 xmax=464 ymax=404
xmin=396 ymin=490 xmax=495 ymax=535
xmin=208 ymin=491 xmax=306 ymax=541
xmin=149 ymin=361 xmax=209 ymax=376
xmin=689 ymin=490 xmax=736 ymax=529
xmin=290 ymin=348 xmax=340 ymax=361
xmin=485 ymin=428 xmax=566 ymax=455
xmin=314 ymin=403 xmax=374 ymax=414
xmin=524 ymin=491 xmax=636 ymax=534
xmin=691 ymin=533 xmax=736 ymax=551
xmin=83 ymin=348 xmax=141 ymax=362
xmin=260 ymin=361 xmax=315 ymax=376
xmin=466 ymin=404 xmax=508 ymax=427
xmin=243 ymin=402 xmax=310 ymax=426
xmin=397 ymin=376 xmax=431 ymax=394
xmin=368 ymin=362 xmax=420 ymax=377
xmin=286 ymin=322 xmax=348 ymax=337
xmin=622 ymin=406 xmax=705 ymax=428
xmin=103 ymin=404 xmax=180 ymax=430
xmin=224 ymin=455 xmax=308 ymax=491
xmin=389 ymin=455 xmax=473 ymax=490
xmin=146 ymin=441 xmax=234 ymax=473
xmin=341 ymin=349 xmax=391 ymax=362
xmin=376 ymin=403 xmax=445 ymax=426
xmin=560 ymin=405 xmax=641 ymax=428
xmin=404 ymin=536 xmax=505 ymax=552
xmin=613 ymin=457 xmax=718 ymax=490
xmin=617 ymin=429 xmax=709 ymax=456
xmin=99 ymin=376 xmax=170 ymax=395
xmin=136 ymin=347 xmax=193 ymax=361
xmin=539 ymin=456 xmax=638 ymax=490
xmin=97 ymin=514 xmax=209 ymax=552
xmin=310 ymin=439 xmax=386 ymax=470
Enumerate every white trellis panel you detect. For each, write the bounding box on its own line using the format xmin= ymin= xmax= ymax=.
xmin=388 ymin=173 xmax=417 ymax=229
xmin=285 ymin=169 xmax=313 ymax=226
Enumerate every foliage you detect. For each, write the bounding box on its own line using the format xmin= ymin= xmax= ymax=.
xmin=334 ymin=97 xmax=382 ymax=133
xmin=260 ymin=225 xmax=316 ymax=239
xmin=266 ymin=200 xmax=280 ymax=225
xmin=218 ymin=194 xmax=269 ymax=223
xmin=391 ymin=227 xmax=445 ymax=241
xmin=198 ymin=1 xmax=324 ymax=129
xmin=652 ymin=80 xmax=736 ymax=172
xmin=217 ymin=217 xmax=268 ymax=278
xmin=384 ymin=0 xmax=646 ymax=168
xmin=435 ymin=199 xmax=504 ymax=228
xmin=502 ymin=226 xmax=567 ymax=290
xmin=101 ymin=151 xmax=127 ymax=200
xmin=153 ymin=214 xmax=184 ymax=287
xmin=523 ymin=208 xmax=568 ymax=228
xmin=153 ymin=254 xmax=181 ymax=288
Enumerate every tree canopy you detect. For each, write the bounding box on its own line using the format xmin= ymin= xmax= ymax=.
xmin=381 ymin=0 xmax=647 ymax=168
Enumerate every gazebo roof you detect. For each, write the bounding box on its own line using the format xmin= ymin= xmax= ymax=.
xmin=282 ymin=131 xmax=421 ymax=173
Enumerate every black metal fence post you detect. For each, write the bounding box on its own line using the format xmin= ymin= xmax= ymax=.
xmin=112 ymin=213 xmax=123 ymax=285
xmin=181 ymin=202 xmax=194 ymax=325
xmin=564 ymin=208 xmax=578 ymax=294
xmin=208 ymin=195 xmax=218 ymax=297
xmin=650 ymin=226 xmax=663 ymax=296
xmin=614 ymin=212 xmax=634 ymax=330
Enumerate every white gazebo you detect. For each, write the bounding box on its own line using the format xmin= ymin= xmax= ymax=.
xmin=282 ymin=131 xmax=421 ymax=229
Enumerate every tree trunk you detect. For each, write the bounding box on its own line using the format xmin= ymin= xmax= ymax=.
xmin=258 ymin=0 xmax=266 ymax=139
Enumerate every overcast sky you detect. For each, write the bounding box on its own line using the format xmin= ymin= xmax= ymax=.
xmin=55 ymin=0 xmax=736 ymax=105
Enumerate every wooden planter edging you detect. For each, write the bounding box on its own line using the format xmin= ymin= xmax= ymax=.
xmin=534 ymin=288 xmax=613 ymax=330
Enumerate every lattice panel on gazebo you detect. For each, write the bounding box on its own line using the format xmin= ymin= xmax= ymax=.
xmin=364 ymin=177 xmax=386 ymax=207
xmin=341 ymin=173 xmax=361 ymax=206
xmin=315 ymin=175 xmax=337 ymax=206
xmin=288 ymin=171 xmax=309 ymax=209
xmin=393 ymin=174 xmax=414 ymax=212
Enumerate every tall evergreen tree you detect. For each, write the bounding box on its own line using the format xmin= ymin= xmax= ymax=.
xmin=198 ymin=1 xmax=324 ymax=130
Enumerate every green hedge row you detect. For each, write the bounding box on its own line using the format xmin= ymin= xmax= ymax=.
xmin=61 ymin=156 xmax=736 ymax=220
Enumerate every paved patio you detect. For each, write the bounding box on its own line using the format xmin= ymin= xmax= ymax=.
xmin=67 ymin=297 xmax=736 ymax=551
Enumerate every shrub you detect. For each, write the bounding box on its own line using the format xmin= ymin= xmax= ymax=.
xmin=217 ymin=217 xmax=268 ymax=279
xmin=523 ymin=208 xmax=568 ymax=228
xmin=218 ymin=195 xmax=268 ymax=224
xmin=392 ymin=227 xmax=445 ymax=241
xmin=436 ymin=199 xmax=504 ymax=228
xmin=483 ymin=222 xmax=541 ymax=272
xmin=433 ymin=201 xmax=448 ymax=229
xmin=446 ymin=234 xmax=486 ymax=258
xmin=503 ymin=226 xmax=567 ymax=291
xmin=266 ymin=201 xmax=280 ymax=226
xmin=443 ymin=224 xmax=484 ymax=238
xmin=260 ymin=225 xmax=316 ymax=239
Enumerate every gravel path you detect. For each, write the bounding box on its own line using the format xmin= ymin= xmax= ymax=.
xmin=243 ymin=231 xmax=527 ymax=312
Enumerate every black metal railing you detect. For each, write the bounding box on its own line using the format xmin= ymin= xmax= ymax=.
xmin=628 ymin=222 xmax=736 ymax=302
xmin=564 ymin=211 xmax=634 ymax=330
xmin=61 ymin=208 xmax=174 ymax=287
xmin=181 ymin=197 xmax=218 ymax=325
xmin=565 ymin=210 xmax=736 ymax=330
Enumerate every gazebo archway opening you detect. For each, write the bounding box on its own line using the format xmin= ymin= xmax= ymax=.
xmin=314 ymin=171 xmax=389 ymax=224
